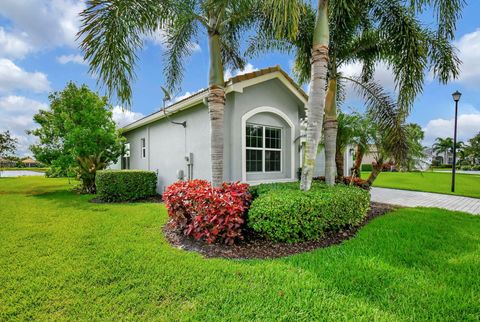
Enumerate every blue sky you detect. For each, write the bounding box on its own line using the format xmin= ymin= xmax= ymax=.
xmin=1 ymin=0 xmax=479 ymax=156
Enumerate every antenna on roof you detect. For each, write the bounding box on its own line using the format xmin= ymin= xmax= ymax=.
xmin=161 ymin=86 xmax=186 ymax=128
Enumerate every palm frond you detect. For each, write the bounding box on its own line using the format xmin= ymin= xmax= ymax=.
xmin=341 ymin=75 xmax=409 ymax=163
xmin=78 ymin=0 xmax=173 ymax=106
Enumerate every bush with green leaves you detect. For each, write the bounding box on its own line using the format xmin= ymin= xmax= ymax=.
xmin=361 ymin=164 xmax=373 ymax=172
xmin=96 ymin=170 xmax=157 ymax=202
xmin=248 ymin=182 xmax=370 ymax=243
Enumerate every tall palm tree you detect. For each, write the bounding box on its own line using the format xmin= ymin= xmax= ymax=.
xmin=78 ymin=0 xmax=303 ymax=187
xmin=249 ymin=0 xmax=462 ymax=188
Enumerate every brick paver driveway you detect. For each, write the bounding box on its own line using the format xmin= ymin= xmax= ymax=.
xmin=371 ymin=187 xmax=480 ymax=215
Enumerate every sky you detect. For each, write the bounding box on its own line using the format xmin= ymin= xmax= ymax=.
xmin=0 ymin=0 xmax=479 ymax=156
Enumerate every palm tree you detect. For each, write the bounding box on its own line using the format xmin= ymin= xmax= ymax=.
xmin=433 ymin=137 xmax=453 ymax=164
xmin=249 ymin=0 xmax=462 ymax=188
xmin=78 ymin=0 xmax=303 ymax=187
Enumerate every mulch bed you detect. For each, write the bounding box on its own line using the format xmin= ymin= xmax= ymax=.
xmin=89 ymin=194 xmax=163 ymax=204
xmin=163 ymin=202 xmax=397 ymax=259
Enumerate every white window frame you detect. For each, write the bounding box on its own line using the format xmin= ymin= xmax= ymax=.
xmin=141 ymin=138 xmax=146 ymax=159
xmin=246 ymin=123 xmax=282 ymax=173
xmin=241 ymin=106 xmax=296 ymax=183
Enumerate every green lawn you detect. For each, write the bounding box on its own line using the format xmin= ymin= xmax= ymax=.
xmin=1 ymin=177 xmax=479 ymax=320
xmin=363 ymin=171 xmax=480 ymax=198
xmin=0 ymin=167 xmax=48 ymax=172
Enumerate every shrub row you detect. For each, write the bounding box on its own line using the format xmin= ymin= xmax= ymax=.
xmin=96 ymin=170 xmax=157 ymax=202
xmin=361 ymin=164 xmax=373 ymax=172
xmin=459 ymin=165 xmax=480 ymax=171
xmin=313 ymin=176 xmax=370 ymax=190
xmin=248 ymin=182 xmax=370 ymax=243
xmin=163 ymin=180 xmax=252 ymax=245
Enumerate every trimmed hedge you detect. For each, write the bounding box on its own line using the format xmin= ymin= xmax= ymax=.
xmin=96 ymin=170 xmax=157 ymax=202
xmin=361 ymin=164 xmax=373 ymax=172
xmin=248 ymin=182 xmax=370 ymax=243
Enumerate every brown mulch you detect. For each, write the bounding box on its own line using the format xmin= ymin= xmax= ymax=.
xmin=89 ymin=194 xmax=163 ymax=204
xmin=163 ymin=202 xmax=397 ymax=260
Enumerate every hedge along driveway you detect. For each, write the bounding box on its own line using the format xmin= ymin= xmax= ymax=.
xmin=1 ymin=177 xmax=479 ymax=320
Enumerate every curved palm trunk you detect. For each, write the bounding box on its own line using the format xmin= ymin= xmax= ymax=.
xmin=207 ymin=30 xmax=225 ymax=187
xmin=323 ymin=77 xmax=338 ymax=185
xmin=352 ymin=143 xmax=365 ymax=179
xmin=300 ymin=0 xmax=330 ymax=191
xmin=367 ymin=156 xmax=384 ymax=186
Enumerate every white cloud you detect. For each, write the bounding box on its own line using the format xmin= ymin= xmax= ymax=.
xmin=423 ymin=108 xmax=480 ymax=146
xmin=174 ymin=91 xmax=194 ymax=102
xmin=112 ymin=106 xmax=144 ymax=128
xmin=0 ymin=27 xmax=32 ymax=59
xmin=224 ymin=63 xmax=258 ymax=80
xmin=0 ymin=59 xmax=50 ymax=93
xmin=455 ymin=29 xmax=480 ymax=85
xmin=339 ymin=61 xmax=396 ymax=101
xmin=57 ymin=54 xmax=86 ymax=65
xmin=0 ymin=95 xmax=48 ymax=156
xmin=0 ymin=0 xmax=86 ymax=54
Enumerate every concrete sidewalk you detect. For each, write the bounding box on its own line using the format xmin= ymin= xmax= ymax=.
xmin=370 ymin=187 xmax=480 ymax=215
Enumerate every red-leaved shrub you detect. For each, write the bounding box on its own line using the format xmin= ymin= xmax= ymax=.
xmin=163 ymin=180 xmax=252 ymax=245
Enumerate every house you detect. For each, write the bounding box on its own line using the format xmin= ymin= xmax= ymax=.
xmin=119 ymin=66 xmax=353 ymax=192
xmin=0 ymin=158 xmax=16 ymax=168
xmin=21 ymin=157 xmax=40 ymax=168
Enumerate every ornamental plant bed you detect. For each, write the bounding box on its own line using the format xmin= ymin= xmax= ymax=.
xmin=163 ymin=202 xmax=396 ymax=259
xmin=90 ymin=194 xmax=163 ymax=204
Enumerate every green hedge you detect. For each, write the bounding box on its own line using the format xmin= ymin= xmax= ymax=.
xmin=96 ymin=170 xmax=157 ymax=202
xmin=248 ymin=182 xmax=370 ymax=243
xmin=361 ymin=164 xmax=373 ymax=171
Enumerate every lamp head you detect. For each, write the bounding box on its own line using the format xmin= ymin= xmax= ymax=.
xmin=452 ymin=90 xmax=462 ymax=102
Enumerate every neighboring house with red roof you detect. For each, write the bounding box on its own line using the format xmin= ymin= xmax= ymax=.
xmin=118 ymin=66 xmax=353 ymax=191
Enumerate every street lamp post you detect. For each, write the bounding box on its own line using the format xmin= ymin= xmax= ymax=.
xmin=451 ymin=90 xmax=462 ymax=192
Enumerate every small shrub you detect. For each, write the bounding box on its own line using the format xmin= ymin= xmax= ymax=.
xmin=96 ymin=170 xmax=157 ymax=202
xmin=163 ymin=180 xmax=252 ymax=245
xmin=248 ymin=183 xmax=370 ymax=243
xmin=361 ymin=164 xmax=373 ymax=172
xmin=313 ymin=176 xmax=370 ymax=190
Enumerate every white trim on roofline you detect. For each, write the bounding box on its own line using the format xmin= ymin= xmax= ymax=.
xmin=122 ymin=70 xmax=306 ymax=133
xmin=241 ymin=106 xmax=296 ymax=183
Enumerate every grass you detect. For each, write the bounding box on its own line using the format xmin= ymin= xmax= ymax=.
xmin=0 ymin=167 xmax=48 ymax=172
xmin=1 ymin=177 xmax=479 ymax=321
xmin=363 ymin=171 xmax=480 ymax=198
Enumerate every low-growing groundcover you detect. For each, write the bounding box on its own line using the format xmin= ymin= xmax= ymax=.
xmin=1 ymin=177 xmax=479 ymax=320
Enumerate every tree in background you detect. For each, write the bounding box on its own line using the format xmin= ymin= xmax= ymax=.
xmin=79 ymin=0 xmax=302 ymax=187
xmin=403 ymin=123 xmax=426 ymax=171
xmin=466 ymin=132 xmax=480 ymax=165
xmin=29 ymin=82 xmax=124 ymax=193
xmin=0 ymin=131 xmax=17 ymax=158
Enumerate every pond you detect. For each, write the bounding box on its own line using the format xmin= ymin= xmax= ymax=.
xmin=0 ymin=170 xmax=45 ymax=177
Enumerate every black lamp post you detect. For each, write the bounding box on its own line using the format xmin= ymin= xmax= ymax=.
xmin=451 ymin=90 xmax=461 ymax=192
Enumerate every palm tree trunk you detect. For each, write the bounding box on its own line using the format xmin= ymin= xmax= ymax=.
xmin=335 ymin=147 xmax=344 ymax=177
xmin=207 ymin=29 xmax=225 ymax=187
xmin=367 ymin=157 xmax=384 ymax=186
xmin=300 ymin=0 xmax=330 ymax=191
xmin=323 ymin=77 xmax=338 ymax=185
xmin=352 ymin=144 xmax=365 ymax=178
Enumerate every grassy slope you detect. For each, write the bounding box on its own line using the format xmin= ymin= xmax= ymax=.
xmin=363 ymin=171 xmax=480 ymax=199
xmin=1 ymin=177 xmax=479 ymax=321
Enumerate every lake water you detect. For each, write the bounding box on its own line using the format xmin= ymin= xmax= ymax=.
xmin=0 ymin=170 xmax=45 ymax=177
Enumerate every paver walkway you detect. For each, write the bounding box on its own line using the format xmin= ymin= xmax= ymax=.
xmin=371 ymin=187 xmax=480 ymax=215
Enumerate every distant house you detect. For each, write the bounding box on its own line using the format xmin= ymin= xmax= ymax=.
xmin=21 ymin=157 xmax=40 ymax=168
xmin=0 ymin=158 xmax=16 ymax=168
xmin=118 ymin=66 xmax=353 ymax=192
